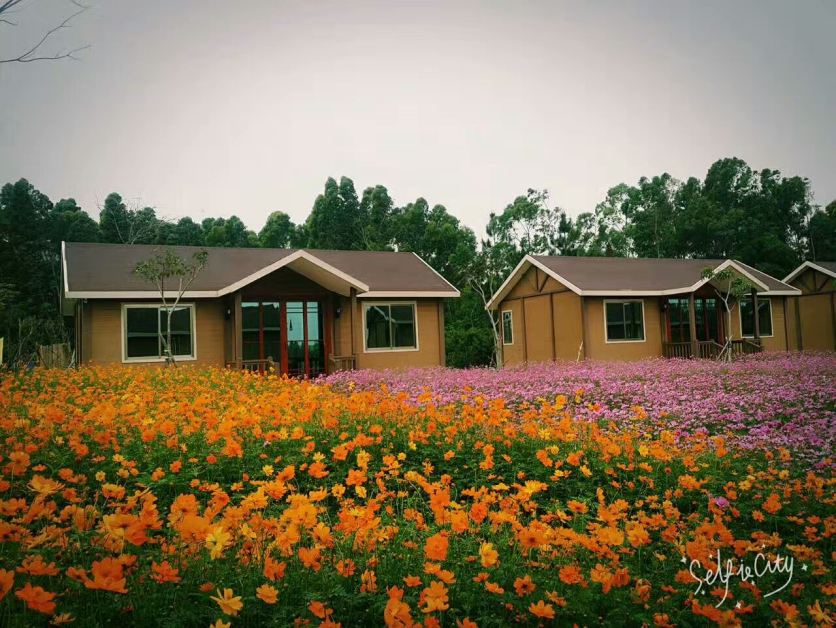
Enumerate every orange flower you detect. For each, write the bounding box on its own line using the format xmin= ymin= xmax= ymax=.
xmin=421 ymin=581 xmax=450 ymax=613
xmin=558 ymin=565 xmax=586 ymax=586
xmin=298 ymin=546 xmax=322 ymax=572
xmin=424 ymin=532 xmax=449 ymax=562
xmin=256 ymin=583 xmax=278 ymax=604
xmin=150 ymin=560 xmax=181 ymax=584
xmin=0 ymin=569 xmax=14 ymax=601
xmin=17 ymin=555 xmax=60 ymax=576
xmin=84 ymin=557 xmax=128 ymax=594
xmin=514 ymin=575 xmax=536 ymax=597
xmin=210 ymin=588 xmax=243 ymax=616
xmin=15 ymin=583 xmax=56 ymax=615
xmin=336 ymin=559 xmax=356 ymax=577
xmin=385 ymin=587 xmax=413 ymax=628
xmin=479 ymin=543 xmax=498 ymax=568
xmin=529 ymin=600 xmax=555 ymax=619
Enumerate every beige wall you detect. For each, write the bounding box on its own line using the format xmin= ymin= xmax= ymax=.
xmin=584 ymin=297 xmax=664 ymax=361
xmin=335 ymin=297 xmax=446 ymax=370
xmin=788 ymin=267 xmax=836 ymax=351
xmin=727 ymin=296 xmax=790 ymax=351
xmin=84 ymin=299 xmax=226 ymax=367
xmin=498 ymin=266 xmax=583 ymax=366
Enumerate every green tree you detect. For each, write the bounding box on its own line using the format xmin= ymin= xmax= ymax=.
xmin=51 ymin=198 xmax=99 ymax=246
xmin=306 ymin=177 xmax=364 ymax=250
xmin=203 ymin=216 xmax=258 ymax=247
xmin=622 ymin=174 xmax=682 ymax=258
xmin=259 ymin=211 xmax=298 ymax=248
xmin=808 ymin=201 xmax=836 ymax=262
xmin=358 ymin=185 xmax=395 ymax=250
xmin=98 ymin=193 xmax=159 ymax=244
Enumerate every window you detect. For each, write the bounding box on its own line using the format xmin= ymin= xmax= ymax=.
xmin=739 ymin=296 xmax=773 ymax=337
xmin=502 ymin=310 xmax=514 ymax=345
xmin=364 ymin=302 xmax=417 ymax=351
xmin=604 ymin=300 xmax=645 ymax=342
xmin=123 ymin=304 xmax=196 ymax=361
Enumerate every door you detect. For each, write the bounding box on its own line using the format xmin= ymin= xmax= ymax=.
xmin=241 ymin=300 xmax=326 ymax=377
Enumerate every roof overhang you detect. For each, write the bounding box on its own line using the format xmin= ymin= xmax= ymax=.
xmin=486 ymin=255 xmax=799 ymax=310
xmin=783 ymin=261 xmax=836 ymax=284
xmin=63 ymin=244 xmax=461 ymax=300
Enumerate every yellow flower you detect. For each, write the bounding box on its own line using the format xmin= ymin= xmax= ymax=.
xmin=256 ymin=583 xmax=278 ymax=604
xmin=205 ymin=526 xmax=231 ymax=560
xmin=209 ymin=621 xmax=230 ymax=628
xmin=479 ymin=543 xmax=498 ymax=568
xmin=210 ymin=588 xmax=243 ymax=616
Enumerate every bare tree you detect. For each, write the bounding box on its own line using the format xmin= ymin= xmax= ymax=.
xmin=700 ymin=266 xmax=753 ymax=361
xmin=134 ymin=249 xmax=208 ymax=367
xmin=1 ymin=0 xmax=90 ymax=64
xmin=465 ymin=247 xmax=508 ymax=368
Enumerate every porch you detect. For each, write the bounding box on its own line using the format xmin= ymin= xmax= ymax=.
xmin=222 ymin=266 xmax=361 ymax=377
xmin=659 ymin=288 xmax=765 ymax=360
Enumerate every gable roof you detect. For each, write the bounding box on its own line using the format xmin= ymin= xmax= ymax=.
xmin=62 ymin=242 xmax=460 ymax=299
xmin=783 ymin=261 xmax=836 ymax=284
xmin=487 ymin=255 xmax=799 ymax=309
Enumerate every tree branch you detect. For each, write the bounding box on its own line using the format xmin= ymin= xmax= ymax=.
xmin=0 ymin=1 xmax=90 ymax=64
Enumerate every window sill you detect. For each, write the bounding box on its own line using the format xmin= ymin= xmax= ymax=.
xmin=363 ymin=347 xmax=420 ymax=354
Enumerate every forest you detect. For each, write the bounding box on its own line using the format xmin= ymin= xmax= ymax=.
xmin=1 ymin=156 xmax=834 ymax=368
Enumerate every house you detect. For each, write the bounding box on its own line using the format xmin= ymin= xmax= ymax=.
xmin=62 ymin=242 xmax=459 ymax=374
xmin=783 ymin=261 xmax=836 ymax=351
xmin=487 ymin=256 xmax=800 ymax=364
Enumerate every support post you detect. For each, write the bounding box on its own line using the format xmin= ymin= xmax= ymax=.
xmin=782 ymin=296 xmax=790 ymax=351
xmin=580 ymin=297 xmax=589 ymax=360
xmin=437 ymin=299 xmax=446 ymax=366
xmin=795 ymin=295 xmax=803 ymax=350
xmin=521 ymin=298 xmax=528 ymax=363
xmin=350 ymin=288 xmax=358 ymax=359
xmin=688 ymin=292 xmax=698 ymax=358
xmin=234 ymin=293 xmax=243 ymax=369
xmin=549 ymin=293 xmax=556 ymax=361
xmin=831 ymin=293 xmax=836 ymax=351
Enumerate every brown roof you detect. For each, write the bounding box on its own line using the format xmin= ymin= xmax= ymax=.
xmin=531 ymin=256 xmax=795 ymax=293
xmin=816 ymin=261 xmax=836 ymax=273
xmin=63 ymin=242 xmax=458 ymax=297
xmin=487 ymin=255 xmax=799 ymax=308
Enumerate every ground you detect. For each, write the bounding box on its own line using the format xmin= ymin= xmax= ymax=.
xmin=0 ymin=353 xmax=835 ymax=627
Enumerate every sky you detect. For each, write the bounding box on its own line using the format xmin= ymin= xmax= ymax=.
xmin=1 ymin=0 xmax=834 ymax=239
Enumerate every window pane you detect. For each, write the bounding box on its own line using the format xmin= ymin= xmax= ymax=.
xmin=606 ymin=302 xmax=624 ymax=326
xmin=625 ymin=301 xmax=644 ymax=340
xmin=242 ymin=302 xmax=260 ymax=331
xmin=365 ymin=305 xmax=391 ymax=349
xmin=503 ymin=311 xmax=513 ymax=344
xmin=607 ymin=322 xmax=626 ymax=340
xmin=607 ymin=302 xmax=643 ymax=341
xmin=391 ymin=304 xmax=416 ymax=348
xmin=126 ymin=307 xmax=160 ymax=358
xmin=286 ymin=302 xmax=305 ymax=375
xmin=759 ymin=300 xmax=772 ymax=336
xmin=740 ymin=297 xmax=755 ymax=336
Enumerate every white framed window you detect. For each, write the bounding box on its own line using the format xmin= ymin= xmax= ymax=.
xmin=739 ymin=296 xmax=773 ymax=338
xmin=363 ymin=302 xmax=419 ymax=352
xmin=502 ymin=310 xmax=514 ymax=345
xmin=604 ymin=299 xmax=646 ymax=343
xmin=122 ymin=303 xmax=197 ymax=362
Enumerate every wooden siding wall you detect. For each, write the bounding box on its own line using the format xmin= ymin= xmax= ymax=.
xmin=84 ymin=299 xmax=226 ymax=366
xmin=727 ymin=297 xmax=789 ymax=351
xmin=584 ymin=297 xmax=664 ymax=361
xmin=335 ymin=297 xmax=446 ymax=370
xmin=788 ymin=267 xmax=836 ymax=351
xmin=498 ymin=266 xmax=583 ymax=366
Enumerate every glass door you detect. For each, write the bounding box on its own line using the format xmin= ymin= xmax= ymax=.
xmin=241 ymin=301 xmax=282 ymax=370
xmin=284 ymin=301 xmax=326 ymax=378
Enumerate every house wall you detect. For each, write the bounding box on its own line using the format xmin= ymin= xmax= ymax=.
xmin=335 ymin=297 xmax=446 ymax=370
xmin=727 ymin=296 xmax=790 ymax=351
xmin=497 ymin=265 xmax=584 ymax=366
xmin=83 ymin=299 xmax=226 ymax=366
xmin=584 ymin=296 xmax=664 ymax=361
xmin=788 ymin=267 xmax=836 ymax=351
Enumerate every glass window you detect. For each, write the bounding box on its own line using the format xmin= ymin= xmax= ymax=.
xmin=502 ymin=310 xmax=513 ymax=345
xmin=605 ymin=300 xmax=645 ymax=342
xmin=125 ymin=304 xmax=195 ymax=360
xmin=364 ymin=303 xmax=417 ymax=351
xmin=740 ymin=296 xmax=772 ymax=337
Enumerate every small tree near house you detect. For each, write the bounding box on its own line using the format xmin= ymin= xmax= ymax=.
xmin=134 ymin=249 xmax=208 ymax=366
xmin=700 ymin=265 xmax=753 ymax=360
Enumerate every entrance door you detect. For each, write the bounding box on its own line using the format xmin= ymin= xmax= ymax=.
xmin=666 ymin=298 xmax=723 ymax=343
xmin=284 ymin=301 xmax=326 ymax=378
xmin=241 ymin=300 xmax=325 ymax=377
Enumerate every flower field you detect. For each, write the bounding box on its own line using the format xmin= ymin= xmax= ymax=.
xmin=1 ymin=358 xmax=835 ymax=627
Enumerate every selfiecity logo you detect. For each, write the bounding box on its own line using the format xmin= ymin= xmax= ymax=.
xmin=684 ymin=546 xmax=805 ymax=608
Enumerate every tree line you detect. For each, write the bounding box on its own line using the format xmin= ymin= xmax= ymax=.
xmin=2 ymin=156 xmax=834 ymax=367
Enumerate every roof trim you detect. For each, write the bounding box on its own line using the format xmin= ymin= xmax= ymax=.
xmin=486 ymin=256 xmax=799 ymax=309
xmin=216 ymin=250 xmax=369 ymax=296
xmin=361 ymin=291 xmax=460 ymax=298
xmin=409 ymin=252 xmax=461 ymax=296
xmin=783 ymin=261 xmax=836 ymax=284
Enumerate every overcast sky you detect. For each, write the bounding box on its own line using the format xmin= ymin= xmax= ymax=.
xmin=1 ymin=0 xmax=834 ymax=238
